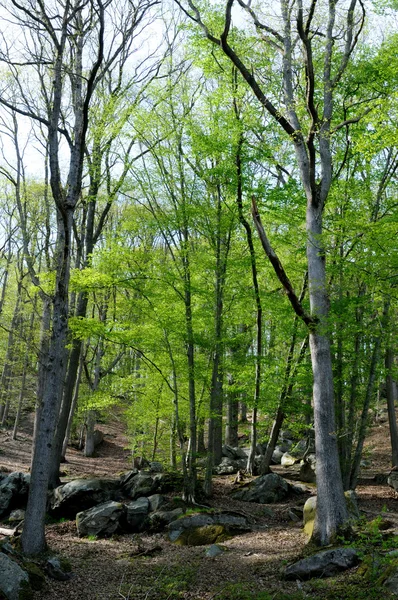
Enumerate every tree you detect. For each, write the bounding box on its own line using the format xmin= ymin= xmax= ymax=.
xmin=0 ymin=0 xmax=158 ymax=555
xmin=174 ymin=0 xmax=373 ymax=544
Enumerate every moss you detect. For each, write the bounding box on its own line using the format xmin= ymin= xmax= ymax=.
xmin=24 ymin=561 xmax=45 ymax=591
xmin=173 ymin=524 xmax=229 ymax=546
xmin=18 ymin=580 xmax=33 ymax=600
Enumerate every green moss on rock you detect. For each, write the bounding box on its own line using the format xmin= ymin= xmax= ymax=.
xmin=173 ymin=524 xmax=229 ymax=546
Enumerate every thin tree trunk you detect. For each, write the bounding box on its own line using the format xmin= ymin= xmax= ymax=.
xmin=349 ymin=299 xmax=391 ymax=489
xmin=61 ymin=348 xmax=84 ymax=460
xmin=386 ymin=345 xmax=398 ymax=468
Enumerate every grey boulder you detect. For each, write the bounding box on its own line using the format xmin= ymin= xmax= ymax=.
xmin=0 ymin=472 xmax=30 ymax=518
xmin=231 ymin=473 xmax=291 ymax=503
xmin=284 ymin=547 xmax=360 ymax=580
xmin=51 ymin=478 xmax=120 ymax=518
xmin=76 ymin=500 xmax=125 ymax=537
xmin=125 ymin=497 xmax=150 ymax=531
xmin=0 ymin=553 xmax=29 ymax=600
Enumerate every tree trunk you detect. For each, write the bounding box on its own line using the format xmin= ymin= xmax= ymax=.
xmin=84 ymin=409 xmax=97 ymax=458
xmin=61 ymin=349 xmax=84 ymax=460
xmin=386 ymin=345 xmax=398 ymax=467
xmin=306 ymin=201 xmax=348 ymax=545
xmin=225 ymin=382 xmax=239 ymax=447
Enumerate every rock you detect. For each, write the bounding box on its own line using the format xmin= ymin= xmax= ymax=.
xmin=221 ymin=445 xmax=247 ymax=461
xmin=284 ymin=547 xmax=360 ymax=580
xmin=222 ymin=445 xmax=237 ymax=459
xmin=123 ymin=472 xmax=157 ymax=499
xmin=299 ymin=460 xmax=316 ymax=483
xmin=231 ymin=473 xmax=291 ymax=504
xmin=388 ymin=471 xmax=398 ymax=491
xmin=148 ymin=494 xmax=167 ymax=512
xmin=46 ymin=557 xmax=72 ymax=581
xmin=213 ymin=457 xmax=246 ymax=475
xmin=303 ymin=491 xmax=359 ymax=538
xmin=256 ymin=442 xmax=267 ymax=455
xmin=93 ymin=429 xmax=104 ymax=448
xmin=288 ymin=507 xmax=303 ymax=522
xmin=0 ymin=472 xmax=30 ymax=518
xmin=271 ymin=447 xmax=284 ymax=464
xmin=76 ymin=501 xmax=125 ymax=538
xmin=303 ymin=496 xmax=317 ymax=537
xmin=205 ymin=544 xmax=225 ymax=557
xmin=125 ymin=497 xmax=149 ymax=531
xmin=8 ymin=509 xmax=25 ymax=523
xmin=281 ymin=453 xmax=297 ymax=467
xmin=149 ymin=508 xmax=184 ymax=530
xmin=168 ymin=511 xmax=250 ymax=545
xmin=0 ymin=552 xmax=30 ymax=600
xmin=149 ymin=462 xmax=163 ymax=473
xmin=51 ymin=478 xmax=120 ymax=518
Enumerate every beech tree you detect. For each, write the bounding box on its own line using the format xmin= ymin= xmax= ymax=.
xmin=173 ymin=0 xmax=374 ymax=544
xmin=0 ymin=0 xmax=158 ymax=555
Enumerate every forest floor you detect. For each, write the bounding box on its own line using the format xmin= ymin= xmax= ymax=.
xmin=0 ymin=413 xmax=397 ymax=600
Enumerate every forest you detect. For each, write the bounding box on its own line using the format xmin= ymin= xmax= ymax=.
xmin=0 ymin=0 xmax=397 ymax=598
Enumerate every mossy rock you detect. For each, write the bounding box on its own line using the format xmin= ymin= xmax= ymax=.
xmin=24 ymin=562 xmax=45 ymax=591
xmin=172 ymin=524 xmax=229 ymax=546
xmin=303 ymin=491 xmax=360 ymax=538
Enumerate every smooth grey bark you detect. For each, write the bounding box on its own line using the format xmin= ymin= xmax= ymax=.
xmin=225 ymin=380 xmax=239 ymax=447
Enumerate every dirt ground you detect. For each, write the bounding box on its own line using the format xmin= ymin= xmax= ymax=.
xmin=0 ymin=414 xmax=397 ymax=600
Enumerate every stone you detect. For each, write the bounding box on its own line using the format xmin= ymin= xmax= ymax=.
xmin=271 ymin=447 xmax=284 ymax=464
xmin=46 ymin=557 xmax=72 ymax=581
xmin=281 ymin=453 xmax=297 ymax=467
xmin=284 ymin=547 xmax=360 ymax=580
xmin=51 ymin=478 xmax=120 ymax=519
xmin=122 ymin=472 xmax=156 ymax=500
xmin=303 ymin=491 xmax=360 ymax=538
xmin=303 ymin=496 xmax=317 ymax=537
xmin=168 ymin=511 xmax=250 ymax=546
xmin=148 ymin=494 xmax=167 ymax=512
xmin=76 ymin=501 xmax=125 ymax=538
xmin=125 ymin=497 xmax=149 ymax=531
xmin=213 ymin=457 xmax=245 ymax=475
xmin=8 ymin=509 xmax=25 ymax=522
xmin=222 ymin=445 xmax=237 ymax=459
xmin=0 ymin=472 xmax=30 ymax=518
xmin=149 ymin=462 xmax=163 ymax=473
xmin=231 ymin=473 xmax=291 ymax=504
xmin=288 ymin=508 xmax=302 ymax=522
xmin=299 ymin=460 xmax=316 ymax=484
xmin=205 ymin=544 xmax=225 ymax=557
xmin=0 ymin=552 xmax=30 ymax=600
xmin=149 ymin=508 xmax=184 ymax=530
xmin=388 ymin=471 xmax=398 ymax=492
xmin=93 ymin=429 xmax=104 ymax=448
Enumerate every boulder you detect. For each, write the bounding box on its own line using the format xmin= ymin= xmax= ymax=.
xmin=281 ymin=453 xmax=297 ymax=467
xmin=271 ymin=447 xmax=285 ymax=464
xmin=213 ymin=457 xmax=246 ymax=475
xmin=285 ymin=547 xmax=360 ymax=580
xmin=205 ymin=544 xmax=225 ymax=557
xmin=125 ymin=497 xmax=150 ymax=531
xmin=149 ymin=462 xmax=163 ymax=473
xmin=0 ymin=553 xmax=30 ymax=600
xmin=8 ymin=509 xmax=25 ymax=523
xmin=122 ymin=472 xmax=157 ymax=499
xmin=303 ymin=491 xmax=360 ymax=538
xmin=231 ymin=473 xmax=291 ymax=504
xmin=46 ymin=557 xmax=72 ymax=581
xmin=221 ymin=445 xmax=247 ymax=461
xmin=388 ymin=470 xmax=398 ymax=492
xmin=51 ymin=478 xmax=120 ymax=518
xmin=148 ymin=494 xmax=167 ymax=512
xmin=76 ymin=500 xmax=125 ymax=538
xmin=149 ymin=508 xmax=184 ymax=530
xmin=93 ymin=429 xmax=104 ymax=448
xmin=0 ymin=472 xmax=30 ymax=518
xmin=299 ymin=460 xmax=316 ymax=483
xmin=168 ymin=511 xmax=250 ymax=546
